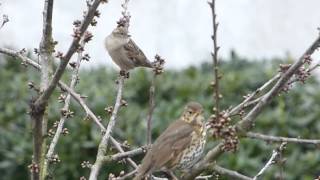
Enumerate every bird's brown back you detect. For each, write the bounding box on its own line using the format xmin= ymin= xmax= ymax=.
xmin=134 ymin=120 xmax=194 ymax=178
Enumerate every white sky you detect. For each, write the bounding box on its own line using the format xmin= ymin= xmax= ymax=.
xmin=0 ymin=0 xmax=320 ymax=69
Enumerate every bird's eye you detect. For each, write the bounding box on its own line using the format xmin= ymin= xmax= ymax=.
xmin=188 ymin=111 xmax=193 ymax=115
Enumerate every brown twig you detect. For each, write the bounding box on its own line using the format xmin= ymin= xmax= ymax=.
xmin=209 ymin=0 xmax=220 ymax=117
xmin=246 ymin=132 xmax=320 ymax=146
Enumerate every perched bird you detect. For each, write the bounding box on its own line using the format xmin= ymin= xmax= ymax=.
xmin=104 ymin=26 xmax=153 ymax=73
xmin=133 ymin=102 xmax=207 ymax=180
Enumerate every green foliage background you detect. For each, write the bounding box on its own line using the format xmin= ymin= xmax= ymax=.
xmin=0 ymin=52 xmax=319 ymax=179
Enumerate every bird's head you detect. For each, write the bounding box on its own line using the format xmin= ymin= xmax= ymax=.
xmin=111 ymin=26 xmax=130 ymax=38
xmin=181 ymin=102 xmax=205 ymax=129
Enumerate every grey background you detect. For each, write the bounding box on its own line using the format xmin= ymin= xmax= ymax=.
xmin=0 ymin=0 xmax=319 ymax=69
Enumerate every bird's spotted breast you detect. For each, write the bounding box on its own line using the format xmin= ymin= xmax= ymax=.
xmin=175 ymin=130 xmax=206 ymax=170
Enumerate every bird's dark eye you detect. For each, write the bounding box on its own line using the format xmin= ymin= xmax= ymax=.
xmin=188 ymin=111 xmax=193 ymax=115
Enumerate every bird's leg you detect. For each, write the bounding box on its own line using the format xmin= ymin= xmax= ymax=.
xmin=119 ymin=70 xmax=130 ymax=79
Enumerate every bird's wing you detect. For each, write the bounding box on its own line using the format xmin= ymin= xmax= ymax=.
xmin=123 ymin=39 xmax=152 ymax=67
xmin=149 ymin=120 xmax=194 ymax=169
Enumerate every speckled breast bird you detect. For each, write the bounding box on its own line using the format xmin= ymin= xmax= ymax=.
xmin=133 ymin=102 xmax=207 ymax=180
xmin=104 ymin=26 xmax=153 ymax=72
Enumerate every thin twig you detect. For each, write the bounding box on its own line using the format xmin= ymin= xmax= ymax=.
xmin=253 ymin=143 xmax=286 ymax=180
xmin=43 ymin=41 xmax=84 ymax=178
xmin=246 ymin=132 xmax=320 ymax=146
xmin=33 ymin=0 xmax=103 ymax=109
xmin=228 ymin=74 xmax=281 ymax=116
xmin=89 ymin=76 xmax=124 ymax=180
xmin=183 ymin=34 xmax=320 ymax=180
xmin=0 ymin=47 xmax=138 ymax=171
xmin=116 ymin=169 xmax=137 ymax=180
xmin=237 ymin=35 xmax=320 ymax=131
xmin=209 ymin=0 xmax=220 ymax=117
xmin=101 ymin=146 xmax=147 ymax=163
xmin=147 ymin=74 xmax=156 ymax=144
xmin=213 ymin=165 xmax=253 ymax=180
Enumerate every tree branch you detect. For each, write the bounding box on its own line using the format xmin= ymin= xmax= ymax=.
xmin=147 ymin=74 xmax=156 ymax=144
xmin=209 ymin=0 xmax=220 ymax=117
xmin=32 ymin=0 xmax=54 ymax=179
xmin=89 ymin=76 xmax=124 ymax=180
xmin=33 ymin=0 xmax=103 ymax=109
xmin=237 ymin=35 xmax=320 ymax=131
xmin=228 ymin=74 xmax=281 ymax=116
xmin=43 ymin=40 xmax=84 ymax=178
xmin=0 ymin=47 xmax=138 ymax=172
xmin=184 ymin=33 xmax=320 ymax=179
xmin=253 ymin=143 xmax=286 ymax=180
xmin=101 ymin=146 xmax=147 ymax=163
xmin=213 ymin=165 xmax=253 ymax=180
xmin=246 ymin=132 xmax=320 ymax=146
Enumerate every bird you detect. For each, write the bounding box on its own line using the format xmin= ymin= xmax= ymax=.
xmin=104 ymin=26 xmax=153 ymax=76
xmin=133 ymin=102 xmax=207 ymax=180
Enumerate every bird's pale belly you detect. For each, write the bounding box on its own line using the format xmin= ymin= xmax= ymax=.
xmin=109 ymin=49 xmax=135 ymax=71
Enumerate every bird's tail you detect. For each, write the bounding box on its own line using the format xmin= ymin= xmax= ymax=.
xmin=133 ymin=152 xmax=154 ymax=180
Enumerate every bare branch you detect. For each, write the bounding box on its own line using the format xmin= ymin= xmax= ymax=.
xmin=246 ymin=132 xmax=320 ymax=146
xmin=237 ymin=35 xmax=320 ymax=131
xmin=184 ymin=34 xmax=320 ymax=179
xmin=253 ymin=143 xmax=286 ymax=180
xmin=116 ymin=169 xmax=137 ymax=180
xmin=214 ymin=165 xmax=253 ymax=180
xmin=89 ymin=76 xmax=124 ymax=180
xmin=228 ymin=74 xmax=281 ymax=116
xmin=34 ymin=0 xmax=104 ymax=109
xmin=101 ymin=146 xmax=147 ymax=163
xmin=31 ymin=0 xmax=54 ymax=179
xmin=0 ymin=47 xmax=138 ymax=171
xmin=43 ymin=40 xmax=84 ymax=178
xmin=0 ymin=47 xmax=41 ymax=69
xmin=147 ymin=74 xmax=156 ymax=144
xmin=208 ymin=0 xmax=221 ymax=117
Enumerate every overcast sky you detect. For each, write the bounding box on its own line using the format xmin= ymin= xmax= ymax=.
xmin=0 ymin=0 xmax=320 ymax=69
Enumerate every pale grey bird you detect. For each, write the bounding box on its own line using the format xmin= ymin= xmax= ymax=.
xmin=104 ymin=26 xmax=153 ymax=73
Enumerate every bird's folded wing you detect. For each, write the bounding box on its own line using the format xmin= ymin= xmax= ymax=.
xmin=123 ymin=39 xmax=151 ymax=67
xmin=150 ymin=120 xmax=194 ymax=168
